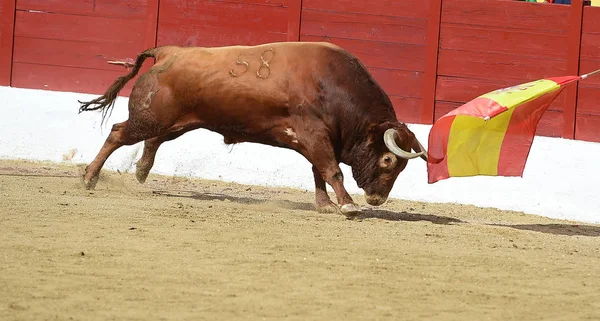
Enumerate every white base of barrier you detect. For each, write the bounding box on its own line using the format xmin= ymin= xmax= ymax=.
xmin=1 ymin=86 xmax=598 ymax=224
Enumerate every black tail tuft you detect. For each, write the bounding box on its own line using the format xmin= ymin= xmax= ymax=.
xmin=78 ymin=48 xmax=157 ymax=125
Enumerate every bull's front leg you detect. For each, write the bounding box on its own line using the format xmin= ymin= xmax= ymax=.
xmin=312 ymin=165 xmax=338 ymax=213
xmin=314 ymin=162 xmax=361 ymax=216
xmin=305 ymin=144 xmax=361 ymax=216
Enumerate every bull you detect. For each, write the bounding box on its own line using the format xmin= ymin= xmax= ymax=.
xmin=78 ymin=41 xmax=428 ymax=216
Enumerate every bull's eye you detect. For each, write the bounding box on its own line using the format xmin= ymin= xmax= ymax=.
xmin=379 ymin=152 xmax=397 ymax=170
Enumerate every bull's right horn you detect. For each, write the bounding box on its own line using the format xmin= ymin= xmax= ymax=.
xmin=383 ymin=129 xmax=425 ymax=160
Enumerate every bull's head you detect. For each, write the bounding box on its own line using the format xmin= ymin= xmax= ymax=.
xmin=352 ymin=122 xmax=427 ymax=206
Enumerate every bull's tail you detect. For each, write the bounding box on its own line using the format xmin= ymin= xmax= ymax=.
xmin=78 ymin=47 xmax=158 ymax=125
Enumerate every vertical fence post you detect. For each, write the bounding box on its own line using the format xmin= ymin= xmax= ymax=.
xmin=145 ymin=0 xmax=160 ymax=49
xmin=563 ymin=0 xmax=585 ymax=139
xmin=0 ymin=0 xmax=16 ymax=86
xmin=421 ymin=0 xmax=443 ymax=125
xmin=287 ymin=0 xmax=302 ymax=42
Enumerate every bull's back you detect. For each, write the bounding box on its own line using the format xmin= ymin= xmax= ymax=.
xmin=153 ymin=42 xmax=336 ymax=121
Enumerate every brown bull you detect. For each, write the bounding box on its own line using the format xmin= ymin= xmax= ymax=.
xmin=79 ymin=41 xmax=427 ymax=216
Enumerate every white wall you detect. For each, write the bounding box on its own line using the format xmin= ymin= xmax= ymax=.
xmin=1 ymin=86 xmax=598 ymax=224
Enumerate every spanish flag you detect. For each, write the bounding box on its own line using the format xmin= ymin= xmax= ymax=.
xmin=427 ymin=69 xmax=600 ymax=184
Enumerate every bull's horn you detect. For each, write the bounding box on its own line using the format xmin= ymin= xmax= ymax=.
xmin=414 ymin=138 xmax=428 ymax=161
xmin=383 ymin=128 xmax=425 ymax=160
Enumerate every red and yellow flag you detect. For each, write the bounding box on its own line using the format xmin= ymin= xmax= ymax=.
xmin=427 ymin=71 xmax=598 ymax=184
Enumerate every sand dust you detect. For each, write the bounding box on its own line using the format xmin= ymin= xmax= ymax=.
xmin=0 ymin=159 xmax=599 ymax=320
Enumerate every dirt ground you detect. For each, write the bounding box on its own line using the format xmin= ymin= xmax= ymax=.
xmin=0 ymin=159 xmax=599 ymax=321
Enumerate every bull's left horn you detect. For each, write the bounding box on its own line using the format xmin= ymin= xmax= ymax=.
xmin=383 ymin=129 xmax=425 ymax=160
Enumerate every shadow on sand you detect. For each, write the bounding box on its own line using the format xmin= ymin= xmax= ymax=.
xmin=151 ymin=189 xmax=315 ymax=211
xmin=151 ymin=189 xmax=600 ymax=236
xmin=352 ymin=209 xmax=465 ymax=225
xmin=152 ymin=189 xmax=465 ymax=225
xmin=490 ymin=224 xmax=600 ymax=237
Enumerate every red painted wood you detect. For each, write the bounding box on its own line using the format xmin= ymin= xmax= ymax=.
xmin=442 ymin=0 xmax=569 ymax=31
xmin=369 ymin=68 xmax=423 ymax=98
xmin=575 ymin=114 xmax=600 ymax=142
xmin=439 ymin=24 xmax=568 ymax=59
xmin=576 ymin=87 xmax=600 ymax=116
xmin=287 ymin=0 xmax=301 ymax=41
xmin=580 ymin=33 xmax=600 ymax=61
xmin=159 ymin=1 xmax=288 ymax=34
xmin=158 ymin=0 xmax=288 ymax=47
xmin=93 ymin=0 xmax=148 ymax=19
xmin=12 ymin=37 xmax=143 ymax=71
xmin=582 ymin=5 xmax=600 ymax=34
xmin=17 ymin=0 xmax=93 ymax=15
xmin=302 ymin=0 xmax=429 ymax=19
xmin=300 ymin=35 xmax=425 ymax=72
xmin=434 ymin=101 xmax=462 ymax=121
xmin=300 ymin=9 xmax=427 ymax=45
xmin=158 ymin=22 xmax=286 ymax=47
xmin=563 ymin=0 xmax=584 ymax=139
xmin=390 ymin=96 xmax=422 ymax=124
xmin=14 ymin=11 xmax=146 ymax=43
xmin=11 ymin=62 xmax=135 ymax=95
xmin=421 ymin=0 xmax=442 ymax=124
xmin=144 ymin=0 xmax=159 ymax=48
xmin=437 ymin=49 xmax=567 ymax=81
xmin=0 ymin=0 xmax=16 ymax=86
xmin=17 ymin=0 xmax=147 ymax=19
xmin=179 ymin=0 xmax=287 ymax=8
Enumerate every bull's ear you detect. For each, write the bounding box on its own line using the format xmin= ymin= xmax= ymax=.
xmin=366 ymin=123 xmax=386 ymax=144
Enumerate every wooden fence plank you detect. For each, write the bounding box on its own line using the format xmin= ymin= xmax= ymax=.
xmin=14 ymin=10 xmax=145 ymax=43
xmin=302 ymin=0 xmax=429 ymax=19
xmin=144 ymin=0 xmax=159 ymax=48
xmin=421 ymin=0 xmax=441 ymax=124
xmin=564 ymin=0 xmax=584 ymax=139
xmin=442 ymin=0 xmax=569 ymax=31
xmin=575 ymin=114 xmax=600 ymax=142
xmin=300 ymin=9 xmax=427 ymax=45
xmin=0 ymin=0 xmax=16 ymax=86
xmin=287 ymin=0 xmax=301 ymax=41
xmin=300 ymin=35 xmax=425 ymax=72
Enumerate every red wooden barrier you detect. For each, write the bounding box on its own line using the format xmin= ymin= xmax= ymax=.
xmin=157 ymin=0 xmax=289 ymax=47
xmin=287 ymin=0 xmax=302 ymax=41
xmin=11 ymin=0 xmax=153 ymax=95
xmin=299 ymin=0 xmax=430 ymax=123
xmin=0 ymin=0 xmax=15 ymax=86
xmin=436 ymin=0 xmax=571 ymax=138
xmin=563 ymin=0 xmax=585 ymax=139
xmin=576 ymin=5 xmax=600 ymax=142
xmin=0 ymin=0 xmax=599 ymax=142
xmin=421 ymin=0 xmax=442 ymax=124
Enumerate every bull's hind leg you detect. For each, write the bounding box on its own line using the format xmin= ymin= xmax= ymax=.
xmin=135 ymin=124 xmax=201 ymax=183
xmin=83 ymin=120 xmax=150 ymax=189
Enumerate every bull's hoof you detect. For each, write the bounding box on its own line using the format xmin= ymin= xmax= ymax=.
xmin=340 ymin=203 xmax=362 ymax=216
xmin=316 ymin=202 xmax=339 ymax=214
xmin=83 ymin=176 xmax=98 ymax=190
xmin=135 ymin=168 xmax=149 ymax=184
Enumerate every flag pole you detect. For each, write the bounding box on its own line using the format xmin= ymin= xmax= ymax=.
xmin=581 ymin=69 xmax=600 ymax=79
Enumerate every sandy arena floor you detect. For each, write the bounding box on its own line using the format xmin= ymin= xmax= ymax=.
xmin=0 ymin=159 xmax=599 ymax=321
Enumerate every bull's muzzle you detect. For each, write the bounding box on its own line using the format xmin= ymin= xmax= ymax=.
xmin=365 ymin=194 xmax=388 ymax=206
